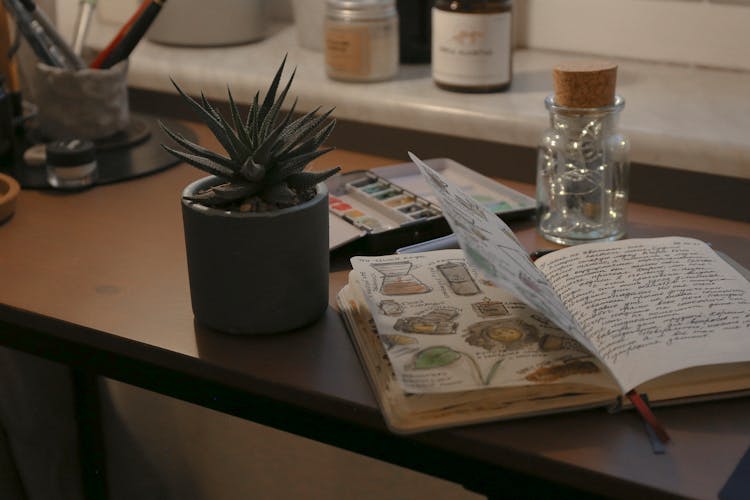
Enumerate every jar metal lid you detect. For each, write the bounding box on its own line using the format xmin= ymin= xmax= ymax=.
xmin=326 ymin=0 xmax=397 ymax=21
xmin=45 ymin=138 xmax=96 ymax=167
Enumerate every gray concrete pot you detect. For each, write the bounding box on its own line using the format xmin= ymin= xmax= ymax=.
xmin=181 ymin=176 xmax=330 ymax=334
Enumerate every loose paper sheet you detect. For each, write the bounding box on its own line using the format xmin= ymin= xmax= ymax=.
xmin=409 ymin=152 xmax=595 ymax=353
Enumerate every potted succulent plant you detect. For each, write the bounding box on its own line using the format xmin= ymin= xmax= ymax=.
xmin=160 ymin=57 xmax=340 ymax=334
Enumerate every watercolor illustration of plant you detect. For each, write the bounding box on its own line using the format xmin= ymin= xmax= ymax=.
xmin=412 ymin=346 xmax=503 ymax=386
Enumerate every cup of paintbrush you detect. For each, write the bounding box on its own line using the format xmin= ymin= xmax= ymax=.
xmin=31 ymin=60 xmax=130 ymax=141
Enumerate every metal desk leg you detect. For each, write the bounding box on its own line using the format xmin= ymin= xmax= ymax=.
xmin=72 ymin=369 xmax=108 ymax=500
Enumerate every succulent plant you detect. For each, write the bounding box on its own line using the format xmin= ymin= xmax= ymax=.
xmin=160 ymin=56 xmax=340 ymax=211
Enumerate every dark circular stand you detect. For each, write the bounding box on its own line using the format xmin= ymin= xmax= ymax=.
xmin=8 ymin=113 xmax=196 ymax=189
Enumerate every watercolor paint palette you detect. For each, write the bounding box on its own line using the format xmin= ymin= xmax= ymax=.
xmin=326 ymin=157 xmax=535 ymax=253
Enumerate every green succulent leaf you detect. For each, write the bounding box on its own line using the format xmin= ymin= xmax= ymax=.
xmin=258 ymin=54 xmax=287 ymax=125
xmin=246 ymin=91 xmax=261 ymax=144
xmin=160 ymin=145 xmax=237 ymax=179
xmin=276 ymin=106 xmax=321 ymax=147
xmin=267 ymin=97 xmax=299 ymax=158
xmin=278 ymin=108 xmax=335 ymax=158
xmin=281 ymin=97 xmax=298 ymax=128
xmin=169 ymin=79 xmax=241 ymax=162
xmin=252 ymin=113 xmax=292 ymax=166
xmin=211 ymin=181 xmax=260 ymax=197
xmin=183 ymin=191 xmax=221 ymax=205
xmin=260 ymin=67 xmax=295 ymax=140
xmin=226 ymin=86 xmax=253 ymax=150
xmin=201 ymin=91 xmax=250 ymax=160
xmin=260 ymin=182 xmax=296 ymax=206
xmin=200 ymin=92 xmax=221 ymax=121
xmin=286 ymin=168 xmax=341 ymax=191
xmin=239 ymin=157 xmax=265 ymax=182
xmin=282 ymin=119 xmax=336 ymax=160
xmin=158 ymin=121 xmax=235 ymax=169
xmin=269 ymin=147 xmax=334 ymax=183
xmin=185 ymin=182 xmax=261 ymax=206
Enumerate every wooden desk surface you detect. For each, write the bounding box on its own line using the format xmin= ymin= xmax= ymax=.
xmin=1 ymin=124 xmax=749 ymax=499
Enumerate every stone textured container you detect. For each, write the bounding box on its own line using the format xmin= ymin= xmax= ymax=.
xmin=181 ymin=176 xmax=330 ymax=334
xmin=32 ymin=61 xmax=129 ymax=140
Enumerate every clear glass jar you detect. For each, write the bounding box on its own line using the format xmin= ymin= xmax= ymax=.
xmin=536 ymin=95 xmax=630 ymax=245
xmin=325 ymin=0 xmax=399 ymax=82
xmin=45 ymin=138 xmax=98 ymax=189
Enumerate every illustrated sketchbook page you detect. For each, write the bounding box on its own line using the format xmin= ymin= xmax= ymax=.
xmin=409 ymin=152 xmax=750 ymax=396
xmin=338 ymin=281 xmax=619 ymax=434
xmin=349 ymin=251 xmax=617 ymax=395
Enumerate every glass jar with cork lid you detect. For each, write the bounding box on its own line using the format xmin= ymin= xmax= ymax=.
xmin=325 ymin=0 xmax=399 ymax=82
xmin=536 ymin=61 xmax=630 ymax=245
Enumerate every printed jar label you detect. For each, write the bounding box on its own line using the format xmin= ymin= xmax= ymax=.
xmin=325 ymin=25 xmax=371 ymax=77
xmin=432 ymin=10 xmax=511 ymax=86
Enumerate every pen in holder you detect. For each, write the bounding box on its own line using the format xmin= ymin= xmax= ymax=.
xmin=31 ymin=60 xmax=129 ymax=141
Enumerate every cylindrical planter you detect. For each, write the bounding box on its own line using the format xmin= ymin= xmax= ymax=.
xmin=32 ymin=61 xmax=129 ymax=140
xmin=181 ymin=177 xmax=330 ymax=334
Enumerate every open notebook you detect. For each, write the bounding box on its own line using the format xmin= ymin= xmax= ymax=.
xmin=336 ymin=154 xmax=750 ymax=433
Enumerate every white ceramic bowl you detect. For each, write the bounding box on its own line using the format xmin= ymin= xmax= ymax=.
xmin=147 ymin=0 xmax=269 ymax=46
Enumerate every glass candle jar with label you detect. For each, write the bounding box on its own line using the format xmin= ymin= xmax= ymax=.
xmin=325 ymin=0 xmax=399 ymax=82
xmin=432 ymin=0 xmax=513 ymax=93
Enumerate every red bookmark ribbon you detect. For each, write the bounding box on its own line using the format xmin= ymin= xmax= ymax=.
xmin=627 ymin=390 xmax=671 ymax=444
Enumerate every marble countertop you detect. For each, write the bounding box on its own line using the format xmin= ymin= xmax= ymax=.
xmin=88 ymin=23 xmax=749 ymax=180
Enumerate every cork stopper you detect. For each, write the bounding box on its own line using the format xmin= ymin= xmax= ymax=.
xmin=553 ymin=61 xmax=617 ymax=108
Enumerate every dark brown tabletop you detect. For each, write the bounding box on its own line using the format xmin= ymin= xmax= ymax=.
xmin=1 ymin=123 xmax=749 ymax=499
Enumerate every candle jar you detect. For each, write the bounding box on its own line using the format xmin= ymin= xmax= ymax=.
xmin=432 ymin=0 xmax=513 ymax=93
xmin=536 ymin=95 xmax=630 ymax=245
xmin=325 ymin=0 xmax=399 ymax=82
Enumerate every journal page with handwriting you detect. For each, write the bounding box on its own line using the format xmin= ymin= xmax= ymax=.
xmin=535 ymin=237 xmax=750 ymax=392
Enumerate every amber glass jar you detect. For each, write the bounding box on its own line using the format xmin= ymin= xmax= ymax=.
xmin=432 ymin=0 xmax=513 ymax=93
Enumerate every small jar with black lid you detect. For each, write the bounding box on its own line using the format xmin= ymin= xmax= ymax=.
xmin=46 ymin=139 xmax=98 ymax=189
xmin=432 ymin=0 xmax=513 ymax=93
